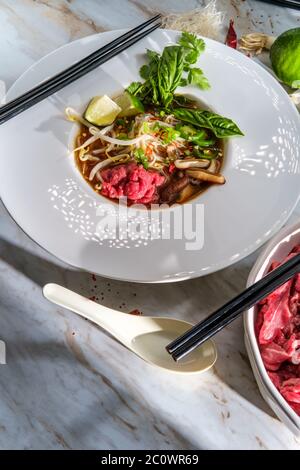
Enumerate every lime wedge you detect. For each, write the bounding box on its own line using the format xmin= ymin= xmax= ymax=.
xmin=84 ymin=95 xmax=122 ymax=126
xmin=114 ymin=92 xmax=144 ymax=117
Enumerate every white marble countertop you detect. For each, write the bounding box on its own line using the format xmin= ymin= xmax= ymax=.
xmin=0 ymin=0 xmax=299 ymax=450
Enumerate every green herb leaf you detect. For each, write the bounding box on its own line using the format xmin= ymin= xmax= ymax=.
xmin=147 ymin=49 xmax=160 ymax=61
xmin=116 ymin=118 xmax=126 ymax=126
xmin=179 ymin=78 xmax=188 ymax=87
xmin=117 ymin=132 xmax=128 ymax=140
xmin=173 ymin=108 xmax=244 ymax=138
xmin=158 ymin=46 xmax=185 ymax=107
xmin=161 ymin=127 xmax=181 ymax=144
xmin=126 ymin=31 xmax=211 ymax=107
xmin=179 ymin=32 xmax=205 ymax=64
xmin=187 ymin=68 xmax=211 ymax=90
xmin=142 ymin=121 xmax=151 ymax=134
xmin=201 ymin=110 xmax=244 ymax=138
xmin=134 ymin=148 xmax=149 ymax=169
xmin=126 ymin=81 xmax=144 ymax=96
xmin=139 ymin=64 xmax=150 ymax=80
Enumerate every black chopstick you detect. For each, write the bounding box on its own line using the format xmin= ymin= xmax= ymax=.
xmin=2 ymin=14 xmax=161 ymax=114
xmin=0 ymin=15 xmax=161 ymax=125
xmin=167 ymin=252 xmax=300 ymax=361
xmin=257 ymin=0 xmax=300 ymax=10
xmin=0 ymin=21 xmax=161 ymax=122
xmin=167 ymin=251 xmax=300 ymax=354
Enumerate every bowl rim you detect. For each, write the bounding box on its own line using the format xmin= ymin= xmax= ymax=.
xmin=244 ymin=219 xmax=300 ymax=430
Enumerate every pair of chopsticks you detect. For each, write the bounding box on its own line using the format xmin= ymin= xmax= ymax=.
xmin=258 ymin=0 xmax=300 ymax=10
xmin=0 ymin=14 xmax=162 ymax=126
xmin=167 ymin=252 xmax=300 ymax=361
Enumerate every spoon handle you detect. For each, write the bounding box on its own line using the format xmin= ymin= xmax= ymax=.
xmin=43 ymin=283 xmax=130 ymax=340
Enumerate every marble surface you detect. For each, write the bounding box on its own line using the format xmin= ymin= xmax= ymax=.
xmin=0 ymin=0 xmax=299 ymax=450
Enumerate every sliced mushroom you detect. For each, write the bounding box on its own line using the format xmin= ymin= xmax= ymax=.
xmin=207 ymin=159 xmax=221 ymax=174
xmin=174 ymin=159 xmax=210 ymax=170
xmin=160 ymin=174 xmax=190 ymax=204
xmin=177 ymin=184 xmax=196 ymax=203
xmin=186 ymin=169 xmax=225 ymax=184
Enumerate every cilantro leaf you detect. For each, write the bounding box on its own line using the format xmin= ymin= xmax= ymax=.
xmin=126 ymin=81 xmax=144 ymax=95
xmin=139 ymin=64 xmax=150 ymax=80
xmin=187 ymin=68 xmax=211 ymax=90
xmin=179 ymin=31 xmax=205 ymax=63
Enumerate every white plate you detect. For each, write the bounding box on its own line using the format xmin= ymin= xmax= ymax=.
xmin=1 ymin=29 xmax=299 ymax=282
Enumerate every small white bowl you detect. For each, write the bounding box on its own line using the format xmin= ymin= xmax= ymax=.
xmin=244 ymin=220 xmax=300 ymax=436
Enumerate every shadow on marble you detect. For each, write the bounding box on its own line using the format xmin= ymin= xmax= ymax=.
xmin=0 ymin=235 xmax=276 ymax=420
xmin=4 ymin=337 xmax=196 ymax=449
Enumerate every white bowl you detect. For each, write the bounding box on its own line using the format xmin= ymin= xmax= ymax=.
xmin=0 ymin=29 xmax=299 ymax=282
xmin=244 ymin=220 xmax=300 ymax=436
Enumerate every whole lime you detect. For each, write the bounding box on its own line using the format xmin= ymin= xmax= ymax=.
xmin=270 ymin=28 xmax=300 ymax=89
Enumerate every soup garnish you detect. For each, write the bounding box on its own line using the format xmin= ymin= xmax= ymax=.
xmin=66 ymin=32 xmax=243 ymax=206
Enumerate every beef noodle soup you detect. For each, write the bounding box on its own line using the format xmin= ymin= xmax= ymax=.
xmin=66 ymin=31 xmax=243 ymax=208
xmin=73 ymin=97 xmax=224 ymax=207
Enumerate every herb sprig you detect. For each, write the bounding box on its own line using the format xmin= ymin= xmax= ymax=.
xmin=127 ymin=32 xmax=210 ymax=107
xmin=127 ymin=31 xmax=243 ymax=139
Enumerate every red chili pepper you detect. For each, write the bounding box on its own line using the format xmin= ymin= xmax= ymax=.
xmin=168 ymin=163 xmax=176 ymax=174
xmin=128 ymin=309 xmax=142 ymax=315
xmin=225 ymin=19 xmax=237 ymax=49
xmin=145 ymin=144 xmax=153 ymax=156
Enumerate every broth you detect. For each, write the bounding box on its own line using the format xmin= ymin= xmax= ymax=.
xmin=74 ymin=97 xmax=224 ymax=207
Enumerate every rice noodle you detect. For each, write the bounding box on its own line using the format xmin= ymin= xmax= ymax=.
xmin=162 ymin=1 xmax=224 ymax=41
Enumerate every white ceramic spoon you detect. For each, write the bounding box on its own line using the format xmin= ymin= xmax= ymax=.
xmin=43 ymin=283 xmax=217 ymax=374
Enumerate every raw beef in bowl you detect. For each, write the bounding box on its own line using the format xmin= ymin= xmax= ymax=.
xmin=244 ymin=221 xmax=300 ymax=436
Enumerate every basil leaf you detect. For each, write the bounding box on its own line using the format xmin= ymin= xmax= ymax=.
xmin=173 ymin=108 xmax=244 ymax=138
xmin=158 ymin=46 xmax=185 ymax=107
xmin=201 ymin=110 xmax=244 ymax=137
xmin=145 ymin=50 xmax=160 ymax=104
xmin=126 ymin=32 xmax=211 ymax=108
xmin=187 ymin=68 xmax=210 ymax=90
xmin=173 ymin=108 xmax=211 ymax=129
